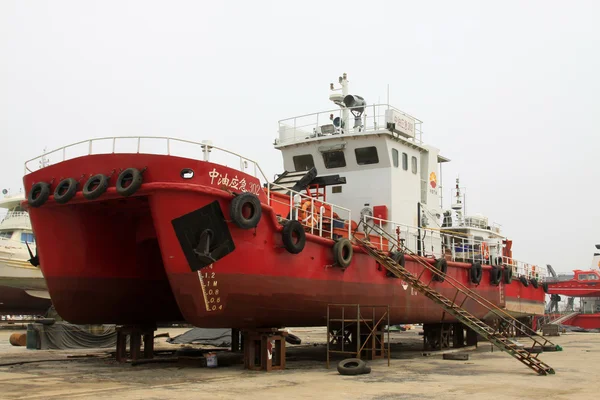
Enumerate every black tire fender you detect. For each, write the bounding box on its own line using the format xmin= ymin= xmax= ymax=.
xmin=490 ymin=266 xmax=502 ymax=286
xmin=53 ymin=178 xmax=78 ymax=204
xmin=116 ymin=168 xmax=143 ymax=197
xmin=83 ymin=174 xmax=109 ymax=200
xmin=433 ymin=258 xmax=447 ymax=282
xmin=391 ymin=251 xmax=405 ymax=267
xmin=470 ymin=262 xmax=483 ymax=284
xmin=503 ymin=266 xmax=513 ymax=284
xmin=386 ymin=251 xmax=405 ymax=278
xmin=333 ymin=238 xmax=353 ymax=268
xmin=530 ymin=278 xmax=539 ymax=289
xmin=337 ymin=358 xmax=367 ymax=375
xmin=281 ymin=220 xmax=306 ymax=254
xmin=27 ymin=182 xmax=50 ymax=208
xmin=519 ymin=275 xmax=529 ymax=287
xmin=229 ymin=192 xmax=262 ymax=229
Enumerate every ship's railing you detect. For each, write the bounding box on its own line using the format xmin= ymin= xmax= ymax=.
xmin=23 ymin=136 xmax=354 ymax=238
xmin=267 ymin=183 xmax=352 ymax=240
xmin=362 ymin=214 xmax=548 ymax=280
xmin=23 ymin=136 xmax=271 ymax=185
xmin=276 ymin=104 xmax=423 ymax=147
xmin=1 ymin=211 xmax=29 ymax=222
xmin=501 ymin=256 xmax=547 ymax=281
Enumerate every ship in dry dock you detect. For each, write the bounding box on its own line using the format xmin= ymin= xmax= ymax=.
xmin=21 ymin=73 xmax=549 ymax=330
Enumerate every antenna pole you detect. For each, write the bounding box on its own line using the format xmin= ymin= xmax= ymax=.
xmin=387 ymin=84 xmax=390 ymax=109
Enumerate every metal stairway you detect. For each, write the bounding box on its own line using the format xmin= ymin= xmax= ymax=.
xmin=353 ymin=236 xmax=558 ymax=375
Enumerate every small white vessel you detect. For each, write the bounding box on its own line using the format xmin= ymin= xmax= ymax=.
xmin=0 ymin=190 xmax=50 ymax=315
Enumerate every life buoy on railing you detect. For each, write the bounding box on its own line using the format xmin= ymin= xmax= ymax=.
xmin=481 ymin=242 xmax=490 ymax=261
xmin=332 ymin=238 xmax=353 ymax=268
xmin=298 ymin=200 xmax=318 ymax=228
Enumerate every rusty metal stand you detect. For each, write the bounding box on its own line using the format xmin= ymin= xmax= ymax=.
xmin=231 ymin=328 xmax=242 ymax=352
xmin=115 ymin=325 xmax=156 ymax=363
xmin=243 ymin=329 xmax=287 ymax=371
xmin=326 ymin=304 xmax=390 ymax=368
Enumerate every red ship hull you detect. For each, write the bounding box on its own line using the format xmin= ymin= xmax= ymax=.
xmin=24 ymin=154 xmax=546 ymax=327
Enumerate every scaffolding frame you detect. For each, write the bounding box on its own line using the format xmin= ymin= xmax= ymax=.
xmin=326 ymin=304 xmax=390 ymax=368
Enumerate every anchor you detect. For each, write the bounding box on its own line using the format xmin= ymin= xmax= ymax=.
xmin=25 ymin=241 xmax=40 ymax=267
xmin=193 ymin=229 xmax=217 ymax=266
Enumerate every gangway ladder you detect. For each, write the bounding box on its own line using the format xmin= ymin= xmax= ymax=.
xmin=358 ymin=221 xmax=561 ymax=350
xmin=353 ymin=237 xmax=557 ymax=376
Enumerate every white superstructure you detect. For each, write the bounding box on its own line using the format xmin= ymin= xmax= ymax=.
xmin=0 ymin=191 xmax=48 ymax=296
xmin=275 ymin=73 xmax=547 ymax=280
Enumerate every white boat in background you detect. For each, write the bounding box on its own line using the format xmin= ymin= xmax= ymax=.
xmin=0 ymin=190 xmax=51 ymax=315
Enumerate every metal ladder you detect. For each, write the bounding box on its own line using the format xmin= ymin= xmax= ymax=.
xmin=353 ymin=236 xmax=558 ymax=375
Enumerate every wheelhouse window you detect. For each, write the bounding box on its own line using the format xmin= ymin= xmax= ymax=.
xmin=392 ymin=149 xmax=399 ymax=167
xmin=355 ymin=146 xmax=379 ymax=165
xmin=322 ymin=150 xmax=346 ymax=169
xmin=402 ymin=152 xmax=408 ymax=171
xmin=0 ymin=231 xmax=13 ymax=239
xmin=20 ymin=232 xmax=35 ymax=243
xmin=293 ymin=154 xmax=315 ymax=171
xmin=411 ymin=156 xmax=418 ymax=174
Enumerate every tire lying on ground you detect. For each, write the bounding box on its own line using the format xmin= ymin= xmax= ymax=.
xmin=337 ymin=358 xmax=371 ymax=375
xmin=285 ymin=333 xmax=302 ymax=345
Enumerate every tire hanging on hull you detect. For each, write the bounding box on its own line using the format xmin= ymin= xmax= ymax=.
xmin=229 ymin=192 xmax=262 ymax=229
xmin=386 ymin=251 xmax=405 ymax=278
xmin=281 ymin=220 xmax=306 ymax=254
xmin=333 ymin=238 xmax=353 ymax=268
xmin=433 ymin=258 xmax=447 ymax=282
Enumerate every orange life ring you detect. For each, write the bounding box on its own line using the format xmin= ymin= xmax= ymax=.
xmin=298 ymin=200 xmax=318 ymax=227
xmin=482 ymin=242 xmax=490 ymax=260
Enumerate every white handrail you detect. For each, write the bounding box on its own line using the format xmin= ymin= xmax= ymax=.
xmin=24 ymin=136 xmax=354 ymax=240
xmin=362 ymin=214 xmax=548 ymax=280
xmin=24 ymin=136 xmax=271 ymax=185
xmin=276 ymin=103 xmax=424 ymax=147
xmin=268 ymin=181 xmax=352 ymax=240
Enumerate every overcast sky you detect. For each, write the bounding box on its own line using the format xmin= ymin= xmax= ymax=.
xmin=1 ymin=1 xmax=598 ymax=273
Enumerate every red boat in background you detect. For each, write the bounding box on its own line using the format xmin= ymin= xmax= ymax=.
xmin=545 ymin=246 xmax=600 ymax=329
xmin=21 ymin=73 xmax=549 ymax=330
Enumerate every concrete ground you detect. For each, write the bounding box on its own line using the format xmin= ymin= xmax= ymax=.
xmin=0 ymin=326 xmax=598 ymax=399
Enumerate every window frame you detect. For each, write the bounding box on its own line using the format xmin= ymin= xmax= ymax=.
xmin=322 ymin=150 xmax=347 ymax=169
xmin=411 ymin=156 xmax=418 ymax=174
xmin=402 ymin=152 xmax=408 ymax=171
xmin=292 ymin=154 xmax=315 ymax=171
xmin=392 ymin=149 xmax=399 ymax=168
xmin=354 ymin=146 xmax=379 ymax=165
